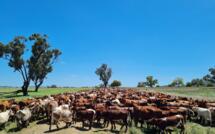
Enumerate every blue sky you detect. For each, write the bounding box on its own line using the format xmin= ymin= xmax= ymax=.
xmin=0 ymin=0 xmax=215 ymax=87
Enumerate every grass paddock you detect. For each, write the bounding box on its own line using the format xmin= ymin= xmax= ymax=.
xmin=0 ymin=87 xmax=87 ymax=101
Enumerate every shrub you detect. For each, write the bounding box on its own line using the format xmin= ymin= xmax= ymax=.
xmin=110 ymin=80 xmax=121 ymax=87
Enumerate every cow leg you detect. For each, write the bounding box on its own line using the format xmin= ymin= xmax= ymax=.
xmin=106 ymin=120 xmax=109 ymax=128
xmin=124 ymin=119 xmax=128 ymax=133
xmin=135 ymin=121 xmax=138 ymax=127
xmin=56 ymin=121 xmax=59 ymax=129
xmin=49 ymin=123 xmax=52 ymax=131
xmin=89 ymin=120 xmax=92 ymax=130
xmin=97 ymin=118 xmax=100 ymax=124
xmin=113 ymin=122 xmax=116 ymax=129
xmin=82 ymin=120 xmax=85 ymax=128
xmin=65 ymin=122 xmax=71 ymax=128
xmin=110 ymin=121 xmax=114 ymax=130
xmin=26 ymin=120 xmax=29 ymax=127
xmin=134 ymin=117 xmax=138 ymax=127
xmin=140 ymin=121 xmax=143 ymax=128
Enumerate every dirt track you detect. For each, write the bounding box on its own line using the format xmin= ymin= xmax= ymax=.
xmin=6 ymin=121 xmax=124 ymax=134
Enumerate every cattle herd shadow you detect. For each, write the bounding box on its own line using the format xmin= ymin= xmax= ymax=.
xmin=44 ymin=127 xmax=66 ymax=133
xmin=7 ymin=127 xmax=22 ymax=133
xmin=36 ymin=119 xmax=50 ymax=125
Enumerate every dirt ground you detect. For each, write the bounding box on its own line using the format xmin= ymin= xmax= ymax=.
xmin=5 ymin=121 xmax=125 ymax=134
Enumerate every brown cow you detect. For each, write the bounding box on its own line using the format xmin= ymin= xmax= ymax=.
xmin=148 ymin=115 xmax=185 ymax=134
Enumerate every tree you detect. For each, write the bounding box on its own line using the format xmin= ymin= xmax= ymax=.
xmin=95 ymin=64 xmax=112 ymax=87
xmin=203 ymin=67 xmax=215 ymax=86
xmin=47 ymin=85 xmax=58 ymax=88
xmin=144 ymin=76 xmax=158 ymax=88
xmin=110 ymin=80 xmax=121 ymax=87
xmin=0 ymin=34 xmax=61 ymax=96
xmin=0 ymin=36 xmax=30 ymax=96
xmin=28 ymin=34 xmax=61 ymax=92
xmin=137 ymin=82 xmax=145 ymax=87
xmin=186 ymin=78 xmax=204 ymax=87
xmin=169 ymin=77 xmax=184 ymax=87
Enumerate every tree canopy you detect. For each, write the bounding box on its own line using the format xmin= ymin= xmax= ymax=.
xmin=95 ymin=64 xmax=112 ymax=87
xmin=145 ymin=76 xmax=158 ymax=88
xmin=137 ymin=76 xmax=158 ymax=88
xmin=110 ymin=80 xmax=121 ymax=87
xmin=169 ymin=77 xmax=184 ymax=87
xmin=186 ymin=78 xmax=204 ymax=87
xmin=203 ymin=67 xmax=215 ymax=84
xmin=0 ymin=34 xmax=61 ymax=96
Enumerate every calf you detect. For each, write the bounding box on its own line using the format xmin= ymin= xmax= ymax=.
xmin=15 ymin=107 xmax=32 ymax=128
xmin=49 ymin=104 xmax=73 ymax=131
xmin=46 ymin=100 xmax=58 ymax=122
xmin=148 ymin=115 xmax=185 ymax=134
xmin=192 ymin=107 xmax=212 ymax=126
xmin=74 ymin=109 xmax=96 ymax=130
xmin=0 ymin=110 xmax=14 ymax=128
xmin=103 ymin=109 xmax=130 ymax=132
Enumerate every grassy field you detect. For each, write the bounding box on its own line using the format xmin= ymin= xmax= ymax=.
xmin=0 ymin=87 xmax=88 ymax=101
xmin=137 ymin=86 xmax=215 ymax=101
xmin=1 ymin=87 xmax=215 ymax=134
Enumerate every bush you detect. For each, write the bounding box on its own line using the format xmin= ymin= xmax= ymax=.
xmin=186 ymin=79 xmax=204 ymax=87
xmin=47 ymin=85 xmax=57 ymax=88
xmin=169 ymin=77 xmax=184 ymax=87
xmin=137 ymin=82 xmax=145 ymax=87
xmin=207 ymin=83 xmax=214 ymax=87
xmin=110 ymin=80 xmax=121 ymax=87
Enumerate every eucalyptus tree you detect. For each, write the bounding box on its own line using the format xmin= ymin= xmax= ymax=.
xmin=28 ymin=34 xmax=61 ymax=92
xmin=0 ymin=34 xmax=61 ymax=96
xmin=95 ymin=64 xmax=112 ymax=87
xmin=203 ymin=67 xmax=215 ymax=86
xmin=169 ymin=77 xmax=184 ymax=87
xmin=144 ymin=76 xmax=158 ymax=88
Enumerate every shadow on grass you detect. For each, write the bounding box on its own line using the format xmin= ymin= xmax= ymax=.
xmin=36 ymin=119 xmax=49 ymax=125
xmin=44 ymin=127 xmax=66 ymax=133
xmin=3 ymin=94 xmax=24 ymax=98
xmin=7 ymin=127 xmax=22 ymax=133
xmin=93 ymin=129 xmax=120 ymax=133
xmin=140 ymin=127 xmax=158 ymax=134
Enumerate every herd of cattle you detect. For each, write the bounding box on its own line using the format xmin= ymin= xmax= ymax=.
xmin=0 ymin=88 xmax=215 ymax=134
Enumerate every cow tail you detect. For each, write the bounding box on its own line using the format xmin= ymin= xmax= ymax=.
xmin=127 ymin=111 xmax=131 ymax=125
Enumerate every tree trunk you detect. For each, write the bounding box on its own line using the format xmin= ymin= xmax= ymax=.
xmin=34 ymin=81 xmax=43 ymax=92
xmin=22 ymin=80 xmax=30 ymax=96
xmin=104 ymin=82 xmax=108 ymax=88
xmin=35 ymin=85 xmax=39 ymax=92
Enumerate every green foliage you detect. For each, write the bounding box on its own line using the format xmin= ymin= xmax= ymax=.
xmin=110 ymin=80 xmax=121 ymax=87
xmin=47 ymin=85 xmax=58 ymax=88
xmin=138 ymin=76 xmax=158 ymax=88
xmin=169 ymin=77 xmax=184 ymax=87
xmin=137 ymin=82 xmax=146 ymax=87
xmin=95 ymin=64 xmax=112 ymax=87
xmin=0 ymin=34 xmax=61 ymax=95
xmin=203 ymin=67 xmax=215 ymax=86
xmin=0 ymin=42 xmax=5 ymax=57
xmin=0 ymin=36 xmax=30 ymax=96
xmin=28 ymin=34 xmax=61 ymax=91
xmin=186 ymin=78 xmax=204 ymax=87
xmin=145 ymin=76 xmax=158 ymax=87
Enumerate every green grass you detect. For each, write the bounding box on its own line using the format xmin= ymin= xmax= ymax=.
xmin=0 ymin=87 xmax=88 ymax=101
xmin=137 ymin=87 xmax=215 ymax=100
xmin=129 ymin=122 xmax=215 ymax=134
